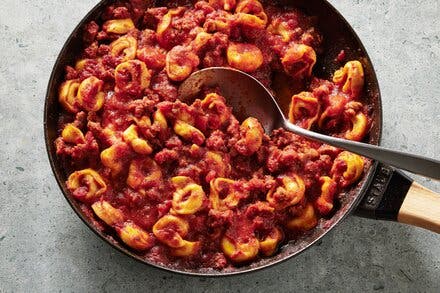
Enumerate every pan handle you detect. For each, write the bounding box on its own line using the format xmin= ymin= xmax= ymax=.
xmin=355 ymin=163 xmax=440 ymax=233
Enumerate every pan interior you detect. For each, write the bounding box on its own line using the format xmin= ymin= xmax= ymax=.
xmin=44 ymin=0 xmax=382 ymax=276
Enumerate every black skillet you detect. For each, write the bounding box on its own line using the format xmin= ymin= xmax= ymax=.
xmin=44 ymin=0 xmax=440 ymax=276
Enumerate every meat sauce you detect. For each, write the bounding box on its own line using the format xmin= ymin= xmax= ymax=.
xmin=55 ymin=0 xmax=371 ymax=270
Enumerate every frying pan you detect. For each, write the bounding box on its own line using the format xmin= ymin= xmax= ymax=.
xmin=44 ymin=0 xmax=440 ymax=276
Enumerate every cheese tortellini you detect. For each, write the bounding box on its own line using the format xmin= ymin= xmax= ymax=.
xmin=267 ymin=175 xmax=305 ymax=210
xmin=286 ymin=203 xmax=318 ymax=231
xmin=59 ymin=80 xmax=80 ymax=113
xmin=258 ymin=227 xmax=283 ymax=256
xmin=77 ymin=76 xmax=105 ymax=112
xmin=152 ymin=109 xmax=168 ymax=133
xmin=115 ymin=60 xmax=151 ymax=96
xmin=314 ymin=176 xmax=338 ymax=216
xmin=205 ymin=151 xmax=231 ymax=181
xmin=331 ymin=151 xmax=364 ymax=187
xmin=103 ymin=18 xmax=135 ymax=34
xmin=209 ymin=0 xmax=236 ymax=11
xmin=333 ymin=60 xmax=364 ymax=98
xmin=67 ymin=169 xmax=107 ymax=202
xmin=173 ymin=120 xmax=205 ymax=145
xmin=235 ymin=0 xmax=268 ymax=29
xmin=122 ymin=124 xmax=153 ymax=155
xmin=282 ymin=44 xmax=316 ymax=79
xmin=110 ymin=35 xmax=137 ymax=62
xmin=227 ymin=43 xmax=264 ymax=73
xmin=268 ymin=18 xmax=293 ymax=42
xmin=118 ymin=222 xmax=154 ymax=251
xmin=153 ymin=215 xmax=200 ymax=257
xmin=91 ymin=200 xmax=125 ymax=226
xmin=209 ymin=178 xmax=246 ymax=210
xmin=156 ymin=8 xmax=185 ymax=48
xmin=288 ymin=91 xmax=320 ymax=130
xmin=235 ymin=117 xmax=264 ymax=156
xmin=200 ymin=93 xmax=231 ymax=128
xmin=61 ymin=124 xmax=85 ymax=144
xmin=344 ymin=101 xmax=368 ymax=142
xmin=221 ymin=235 xmax=260 ymax=263
xmin=100 ymin=143 xmax=130 ymax=176
xmin=171 ymin=176 xmax=206 ymax=215
xmin=126 ymin=158 xmax=162 ymax=191
xmin=166 ymin=45 xmax=200 ymax=81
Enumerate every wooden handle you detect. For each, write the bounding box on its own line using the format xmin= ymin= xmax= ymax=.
xmin=398 ymin=182 xmax=440 ymax=233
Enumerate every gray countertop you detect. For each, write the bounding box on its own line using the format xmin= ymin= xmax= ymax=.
xmin=0 ymin=0 xmax=439 ymax=292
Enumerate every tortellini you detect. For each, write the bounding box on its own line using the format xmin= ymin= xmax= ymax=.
xmin=235 ymin=117 xmax=264 ymax=156
xmin=226 ymin=43 xmax=263 ymax=73
xmin=153 ymin=215 xmax=189 ymax=248
xmin=203 ymin=10 xmax=232 ymax=34
xmin=173 ymin=120 xmax=205 ymax=145
xmin=344 ymin=101 xmax=368 ymax=142
xmin=171 ymin=240 xmax=201 ymax=257
xmin=171 ymin=176 xmax=206 ymax=215
xmin=200 ymin=93 xmax=231 ymax=128
xmin=345 ymin=111 xmax=368 ymax=141
xmin=118 ymin=222 xmax=154 ymax=251
xmin=314 ymin=176 xmax=338 ymax=216
xmin=153 ymin=215 xmax=200 ymax=257
xmin=266 ymin=175 xmax=305 ymax=210
xmin=126 ymin=158 xmax=162 ymax=191
xmin=209 ymin=178 xmax=246 ymax=210
xmin=77 ymin=76 xmax=105 ymax=112
xmin=67 ymin=169 xmax=107 ymax=202
xmin=59 ymin=80 xmax=80 ymax=113
xmin=136 ymin=45 xmax=167 ymax=71
xmin=59 ymin=76 xmax=105 ymax=113
xmin=288 ymin=91 xmax=320 ymax=130
xmin=204 ymin=151 xmax=231 ymax=181
xmin=286 ymin=202 xmax=318 ymax=231
xmin=152 ymin=109 xmax=168 ymax=133
xmin=258 ymin=227 xmax=283 ymax=256
xmin=91 ymin=200 xmax=125 ymax=226
xmin=333 ymin=60 xmax=364 ymax=98
xmin=115 ymin=60 xmax=151 ymax=96
xmin=166 ymin=45 xmax=200 ymax=81
xmin=122 ymin=124 xmax=153 ymax=155
xmin=156 ymin=8 xmax=185 ymax=48
xmin=331 ymin=151 xmax=364 ymax=187
xmin=110 ymin=35 xmax=137 ymax=62
xmin=282 ymin=44 xmax=316 ymax=78
xmin=268 ymin=19 xmax=293 ymax=42
xmin=103 ymin=18 xmax=135 ymax=34
xmin=192 ymin=31 xmax=213 ymax=52
xmin=235 ymin=0 xmax=268 ymax=29
xmin=221 ymin=235 xmax=259 ymax=263
xmin=318 ymin=95 xmax=347 ymax=130
xmin=132 ymin=115 xmax=152 ymax=129
xmin=61 ymin=124 xmax=85 ymax=144
xmin=100 ymin=143 xmax=130 ymax=176
xmin=75 ymin=59 xmax=89 ymax=71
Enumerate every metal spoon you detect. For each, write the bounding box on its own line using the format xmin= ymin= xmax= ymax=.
xmin=178 ymin=67 xmax=440 ymax=179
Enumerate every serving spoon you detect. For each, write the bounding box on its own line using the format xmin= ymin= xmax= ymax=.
xmin=178 ymin=67 xmax=440 ymax=180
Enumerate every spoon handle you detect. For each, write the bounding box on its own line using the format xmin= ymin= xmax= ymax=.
xmin=283 ymin=121 xmax=440 ymax=180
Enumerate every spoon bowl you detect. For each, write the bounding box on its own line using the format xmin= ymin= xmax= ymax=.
xmin=179 ymin=67 xmax=440 ymax=179
xmin=178 ymin=67 xmax=284 ymax=133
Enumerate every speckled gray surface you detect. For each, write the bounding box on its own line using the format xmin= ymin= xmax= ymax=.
xmin=0 ymin=0 xmax=439 ymax=292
